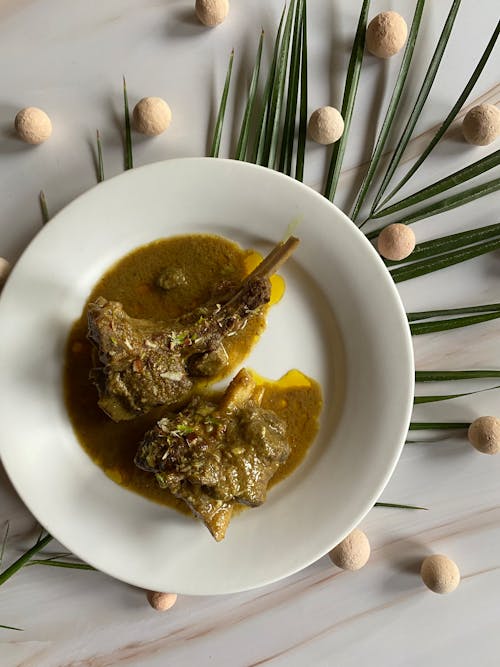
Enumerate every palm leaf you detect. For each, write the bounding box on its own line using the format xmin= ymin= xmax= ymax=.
xmin=96 ymin=129 xmax=104 ymax=182
xmin=279 ymin=0 xmax=304 ymax=174
xmin=390 ymin=236 xmax=500 ymax=283
xmin=122 ymin=77 xmax=133 ymax=170
xmin=374 ymin=502 xmax=428 ymax=510
xmin=380 ymin=20 xmax=500 ymax=206
xmin=235 ymin=32 xmax=264 ymax=161
xmin=0 ymin=533 xmax=53 ymax=586
xmin=414 ymin=385 xmax=500 ymax=404
xmin=0 ymin=523 xmax=9 ymax=568
xmin=39 ymin=190 xmax=49 ymax=224
xmin=209 ymin=50 xmax=234 ymax=158
xmin=27 ymin=559 xmax=96 ymax=571
xmin=384 ymin=222 xmax=500 ymax=266
xmin=254 ymin=8 xmax=286 ymax=164
xmin=351 ymin=0 xmax=426 ymax=222
xmin=369 ymin=0 xmax=462 ymax=213
xmin=408 ymin=303 xmax=500 ymax=321
xmin=324 ymin=0 xmax=371 ymax=201
xmin=295 ymin=0 xmax=308 ymax=182
xmin=262 ymin=0 xmax=297 ymax=168
xmin=410 ymin=311 xmax=500 ymax=335
xmin=367 ymin=178 xmax=500 ymax=238
xmin=409 ymin=422 xmax=470 ymax=430
xmin=372 ymin=149 xmax=500 ymax=220
xmin=416 ymin=370 xmax=500 ymax=382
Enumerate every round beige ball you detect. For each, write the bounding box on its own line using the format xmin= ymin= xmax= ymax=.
xmin=308 ymin=106 xmax=344 ymax=145
xmin=366 ymin=11 xmax=408 ymax=59
xmin=377 ymin=223 xmax=416 ymax=261
xmin=15 ymin=107 xmax=52 ymax=144
xmin=133 ymin=97 xmax=172 ymax=136
xmin=462 ymin=104 xmax=500 ymax=146
xmin=329 ymin=529 xmax=370 ymax=571
xmin=420 ymin=555 xmax=460 ymax=594
xmin=467 ymin=416 xmax=500 ymax=455
xmin=146 ymin=591 xmax=178 ymax=611
xmin=195 ymin=0 xmax=229 ymax=27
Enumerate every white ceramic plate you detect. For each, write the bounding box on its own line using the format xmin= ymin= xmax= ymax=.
xmin=0 ymin=158 xmax=413 ymax=595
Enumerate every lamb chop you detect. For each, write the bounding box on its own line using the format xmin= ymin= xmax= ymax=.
xmin=87 ymin=236 xmax=299 ymax=422
xmin=134 ymin=369 xmax=290 ymax=541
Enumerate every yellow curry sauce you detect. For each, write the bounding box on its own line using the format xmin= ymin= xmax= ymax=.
xmin=64 ymin=234 xmax=322 ymax=516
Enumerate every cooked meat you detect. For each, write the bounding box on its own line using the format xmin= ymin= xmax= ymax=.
xmin=134 ymin=369 xmax=290 ymax=541
xmin=87 ymin=237 xmax=299 ymax=422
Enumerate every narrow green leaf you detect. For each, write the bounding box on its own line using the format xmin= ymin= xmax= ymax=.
xmin=408 ymin=303 xmax=500 ymax=321
xmin=384 ymin=221 xmax=500 ymax=265
xmin=370 ymin=0 xmax=462 ymax=213
xmin=390 ymin=236 xmax=500 ymax=283
xmin=409 ymin=422 xmax=470 ymax=430
xmin=235 ymin=32 xmax=264 ymax=161
xmin=374 ymin=502 xmax=428 ymax=510
xmin=96 ymin=129 xmax=104 ymax=183
xmin=279 ymin=0 xmax=303 ymax=174
xmin=0 ymin=534 xmax=53 ymax=586
xmin=367 ymin=178 xmax=500 ymax=238
xmin=416 ymin=370 xmax=500 ymax=382
xmin=351 ymin=0 xmax=426 ymax=222
xmin=295 ymin=0 xmax=308 ymax=181
xmin=27 ymin=560 xmax=96 ymax=571
xmin=39 ymin=190 xmax=49 ymax=225
xmin=380 ymin=20 xmax=500 ymax=206
xmin=123 ymin=77 xmax=133 ymax=170
xmin=411 ymin=311 xmax=500 ymax=335
xmin=254 ymin=8 xmax=286 ymax=164
xmin=0 ymin=523 xmax=9 ymax=568
xmin=414 ymin=385 xmax=500 ymax=404
xmin=373 ymin=150 xmax=500 ymax=220
xmin=324 ymin=0 xmax=370 ymax=201
xmin=262 ymin=0 xmax=297 ymax=168
xmin=0 ymin=624 xmax=23 ymax=631
xmin=210 ymin=50 xmax=234 ymax=158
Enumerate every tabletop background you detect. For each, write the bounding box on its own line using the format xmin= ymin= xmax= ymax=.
xmin=1 ymin=1 xmax=499 ymax=665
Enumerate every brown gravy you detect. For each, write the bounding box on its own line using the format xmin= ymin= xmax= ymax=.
xmin=63 ymin=234 xmax=322 ymax=516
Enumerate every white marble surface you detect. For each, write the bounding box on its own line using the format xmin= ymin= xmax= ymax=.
xmin=1 ymin=1 xmax=500 ymax=665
